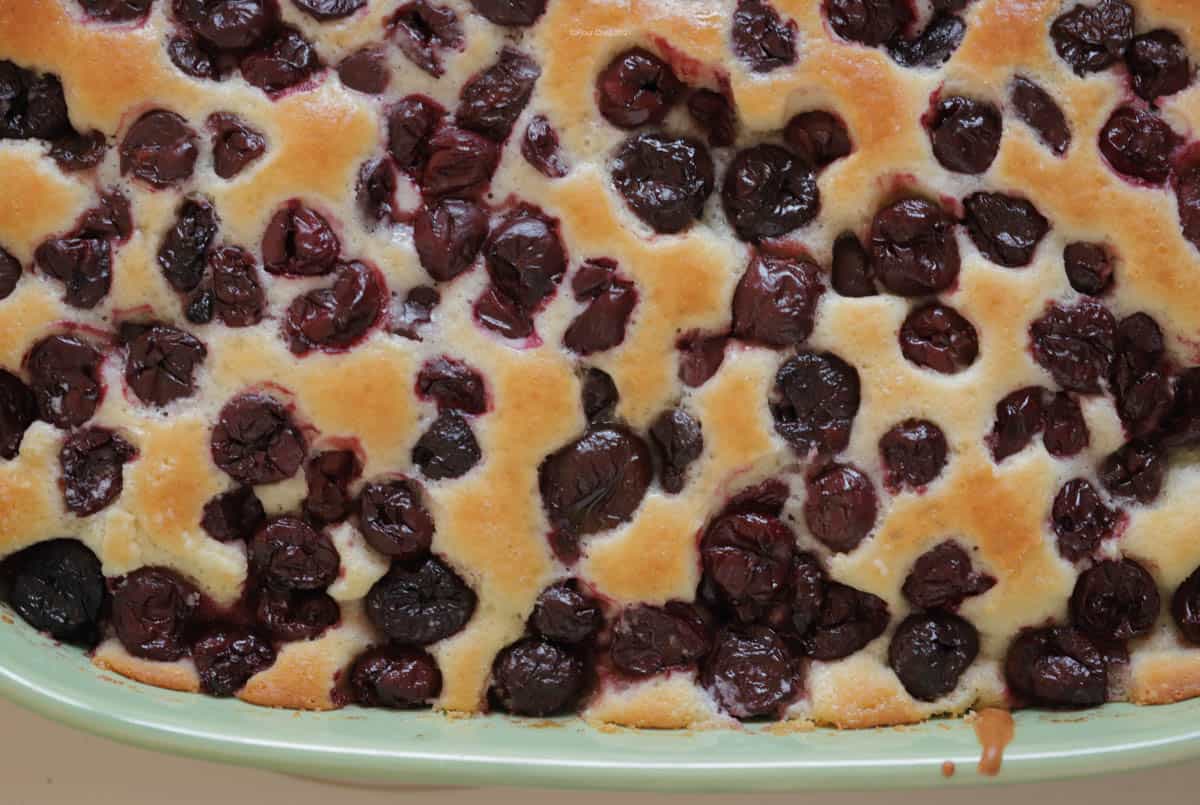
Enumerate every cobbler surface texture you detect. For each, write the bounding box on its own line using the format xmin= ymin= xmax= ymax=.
xmin=3 ymin=0 xmax=1200 ymax=729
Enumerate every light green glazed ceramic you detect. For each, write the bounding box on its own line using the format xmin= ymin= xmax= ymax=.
xmin=2 ymin=612 xmax=1198 ymax=792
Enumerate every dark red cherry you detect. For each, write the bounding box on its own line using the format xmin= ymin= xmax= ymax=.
xmin=387 ymin=95 xmax=445 ymax=172
xmin=201 ymin=485 xmax=265 ymax=541
xmin=192 ymin=626 xmax=276 ymax=696
xmin=49 ymin=129 xmax=107 ymax=172
xmin=1064 ymin=242 xmax=1113 ymax=296
xmin=365 ymin=556 xmax=476 ymax=644
xmin=357 ymin=158 xmax=397 ymax=226
xmin=292 ymin=0 xmax=363 ymax=20
xmin=1005 ymin=626 xmax=1106 ymax=706
xmin=112 ymin=567 xmax=199 ymax=661
xmin=285 ymin=261 xmax=384 ymax=354
xmin=702 ymin=512 xmax=794 ymax=622
xmin=358 ymin=477 xmax=433 ymax=560
xmin=352 ymin=645 xmax=441 ymax=707
xmin=880 ymin=418 xmax=947 ymax=490
xmin=595 ymin=47 xmax=682 ymax=130
xmin=804 ymin=463 xmax=877 ymax=553
xmin=414 ymin=199 xmax=487 ymax=283
xmin=1011 ymin=76 xmax=1071 ymax=156
xmin=899 ymin=303 xmax=979 ymax=374
xmin=262 ymin=202 xmax=339 ymax=276
xmin=902 ymin=541 xmax=995 ymax=610
xmin=1050 ymin=0 xmax=1133 ymax=76
xmin=77 ymin=189 xmax=132 ymax=240
xmin=492 ymin=638 xmax=584 ymax=716
xmin=7 ymin=539 xmax=104 ymax=645
xmin=0 ymin=245 xmax=21 ymax=300
xmin=1070 ymin=559 xmax=1159 ymax=643
xmin=789 ymin=552 xmax=828 ymax=636
xmin=27 ymin=334 xmax=104 ymax=429
xmin=963 ymin=191 xmax=1049 ymax=267
xmin=421 ymin=125 xmax=499 ymax=198
xmin=1042 ymin=392 xmax=1089 ymax=457
xmin=704 ymin=626 xmax=797 ymax=718
xmin=207 ymin=245 xmax=266 ymax=327
xmin=539 ymin=426 xmax=653 ymax=536
xmin=784 ymin=111 xmax=851 ymax=168
xmin=302 ymin=449 xmax=360 ymax=524
xmin=248 ymin=516 xmax=339 ymax=591
xmin=1172 ymin=567 xmax=1200 ymax=644
xmin=167 ymin=35 xmax=220 ymax=81
xmin=1111 ymin=312 xmax=1170 ymax=438
xmin=887 ymin=12 xmax=965 ymax=68
xmin=158 ymin=198 xmax=217 ymax=293
xmin=337 ymin=46 xmax=389 ymax=94
xmin=1052 ymin=478 xmax=1118 ymax=561
xmin=391 ymin=285 xmax=440 ymax=341
xmin=1030 ymin=300 xmax=1115 ymax=393
xmin=239 ymin=26 xmax=320 ymax=94
xmin=456 ymin=47 xmax=539 ymax=142
xmin=122 ymin=322 xmax=205 ymax=406
xmin=610 ymin=603 xmax=712 ymax=676
xmin=468 ymin=0 xmax=545 ymax=26
xmin=119 ymin=109 xmax=198 ymax=188
xmin=831 ymin=232 xmax=876 ymax=297
xmin=563 ymin=279 xmax=636 ymax=355
xmin=677 ymin=331 xmax=728 ymax=387
xmin=411 ymin=410 xmax=481 ymax=480
xmin=521 ymin=115 xmax=568 ymax=178
xmin=612 ymin=133 xmax=714 ymax=235
xmin=484 ymin=206 xmax=567 ymax=311
xmin=210 ymin=392 xmax=306 ymax=485
xmin=731 ymin=0 xmax=797 ymax=74
xmin=825 ymin=0 xmax=911 ymax=47
xmin=580 ymin=367 xmax=618 ymax=423
xmin=0 ymin=370 xmax=36 ymax=460
xmin=1098 ymin=107 xmax=1179 ymax=185
xmin=771 ymin=351 xmax=861 ymax=454
xmin=34 ymin=236 xmax=110 ymax=309
xmin=1161 ymin=368 xmax=1200 ymax=448
xmin=1127 ymin=30 xmax=1191 ymax=101
xmin=800 ymin=581 xmax=889 ymax=660
xmin=928 ymin=96 xmax=1002 ymax=176
xmin=888 ymin=612 xmax=978 ymax=701
xmin=173 ymin=0 xmax=273 ymax=50
xmin=869 ymin=198 xmax=960 ymax=295
xmin=475 ymin=286 xmax=534 ymax=339
xmin=416 ymin=356 xmax=486 ymax=414
xmin=722 ymin=144 xmax=819 ymax=241
xmin=687 ymin=89 xmax=736 ymax=148
xmin=59 ymin=427 xmax=135 ymax=516
xmin=77 ymin=0 xmax=153 ymax=22
xmin=530 ymin=580 xmax=602 ymax=644
xmin=1099 ymin=440 xmax=1165 ymax=504
xmin=255 ymin=588 xmax=339 ymax=641
xmin=208 ymin=112 xmax=265 ymax=179
xmin=649 ymin=408 xmax=703 ymax=494
xmin=731 ymin=254 xmax=823 ymax=348
xmin=0 ymin=62 xmax=71 ymax=140
xmin=388 ymin=0 xmax=462 ymax=78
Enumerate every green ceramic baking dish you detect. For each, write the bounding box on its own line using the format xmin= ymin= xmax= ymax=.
xmin=1 ymin=610 xmax=1197 ymax=792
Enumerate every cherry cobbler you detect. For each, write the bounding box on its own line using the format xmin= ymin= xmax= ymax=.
xmin=2 ymin=0 xmax=1200 ymax=728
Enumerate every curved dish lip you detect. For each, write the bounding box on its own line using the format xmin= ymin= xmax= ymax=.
xmin=1 ymin=619 xmax=1198 ymax=792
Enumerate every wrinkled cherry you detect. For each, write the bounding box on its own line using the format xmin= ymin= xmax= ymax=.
xmin=1161 ymin=368 xmax=1200 ymax=448
xmin=302 ymin=450 xmax=360 ymax=524
xmin=902 ymin=541 xmax=994 ymax=610
xmin=702 ymin=512 xmax=794 ymax=622
xmin=158 ymin=198 xmax=217 ymax=293
xmin=1011 ymin=76 xmax=1071 ymax=156
xmin=352 ymin=645 xmax=442 ymax=707
xmin=800 ymin=581 xmax=889 ymax=660
xmin=78 ymin=0 xmax=153 ymax=22
xmin=612 ymin=133 xmax=714 ymax=235
xmin=475 ymin=286 xmax=533 ymax=339
xmin=1050 ymin=0 xmax=1133 ymax=76
xmin=210 ymin=392 xmax=306 ymax=486
xmin=484 ymin=207 xmax=566 ymax=311
xmin=1099 ymin=440 xmax=1165 ymax=504
xmin=825 ymin=0 xmax=911 ymax=47
xmin=173 ymin=0 xmax=273 ymax=50
xmin=421 ymin=125 xmax=499 ymax=198
xmin=357 ymin=158 xmax=397 ymax=226
xmin=889 ymin=612 xmax=978 ymax=701
xmin=120 ymin=110 xmax=198 ymax=188
xmin=677 ymin=331 xmax=727 ymax=388
xmin=167 ymin=35 xmax=219 ymax=81
xmin=387 ymin=95 xmax=445 ymax=172
xmin=595 ymin=47 xmax=682 ymax=130
xmin=249 ymin=516 xmax=339 ymax=591
xmin=1052 ymin=478 xmax=1118 ymax=561
xmin=563 ymin=278 xmax=636 ymax=355
xmin=391 ymin=285 xmax=439 ymax=341
xmin=192 ymin=627 xmax=276 ymax=696
xmin=900 ymin=303 xmax=979 ymax=374
xmin=256 ymin=588 xmax=339 ymax=641
xmin=456 ymin=48 xmax=539 ymax=142
xmin=239 ymin=26 xmax=320 ymax=94
xmin=417 ymin=357 xmax=486 ymax=414
xmin=784 ymin=111 xmax=851 ymax=169
xmin=122 ymin=322 xmax=205 ymax=407
xmin=928 ymin=96 xmax=1001 ymax=175
xmin=412 ymin=410 xmax=481 ymax=480
xmin=521 ymin=115 xmax=568 ymax=178
xmin=49 ymin=129 xmax=107 ymax=172
xmin=0 ymin=62 xmax=70 ymax=140
xmin=1005 ymin=626 xmax=1106 ymax=706
xmin=539 ymin=426 xmax=652 ymax=535
xmin=1064 ymin=242 xmax=1113 ymax=296
xmin=468 ymin=0 xmax=545 ymax=26
xmin=207 ymin=245 xmax=266 ymax=327
xmin=963 ymin=191 xmax=1049 ymax=267
xmin=869 ymin=198 xmax=959 ymax=295
xmin=705 ymin=626 xmax=796 ymax=718
xmin=1098 ymin=107 xmax=1178 ymax=185
xmin=7 ymin=539 xmax=104 ymax=645
xmin=581 ymin=368 xmax=618 ymax=422
xmin=337 ymin=46 xmax=389 ymax=94
xmin=771 ymin=351 xmax=861 ymax=454
xmin=723 ymin=144 xmax=819 ymax=241
xmin=831 ymin=232 xmax=876 ymax=297
xmin=34 ymin=236 xmax=110 ymax=309
xmin=208 ymin=112 xmax=265 ymax=179
xmin=1172 ymin=567 xmax=1200 ymax=644
xmin=285 ymin=261 xmax=384 ymax=354
xmin=0 ymin=370 xmax=36 ymax=460
xmin=414 ymin=199 xmax=487 ymax=283
xmin=731 ymin=254 xmax=823 ymax=348
xmin=389 ymin=0 xmax=462 ymax=77
xmin=262 ymin=202 xmax=339 ymax=276
xmin=887 ymin=13 xmax=965 ymax=68
xmin=530 ymin=581 xmax=602 ymax=644
xmin=731 ymin=0 xmax=797 ymax=73
xmin=492 ymin=638 xmax=584 ymax=716
xmin=1070 ymin=559 xmax=1159 ymax=643
xmin=358 ymin=477 xmax=434 ymax=560
xmin=790 ymin=552 xmax=827 ymax=636
xmin=27 ymin=334 xmax=104 ymax=429
xmin=365 ymin=556 xmax=476 ymax=644
xmin=1127 ymin=30 xmax=1191 ymax=101
xmin=650 ymin=408 xmax=703 ymax=494
xmin=804 ymin=463 xmax=877 ymax=553
xmin=112 ymin=567 xmax=199 ymax=661
xmin=1043 ymin=392 xmax=1089 ymax=457
xmin=688 ymin=89 xmax=736 ymax=148
xmin=610 ymin=602 xmax=712 ymax=676
xmin=1030 ymin=301 xmax=1115 ymax=393
xmin=1111 ymin=312 xmax=1170 ymax=438
xmin=201 ymin=485 xmax=265 ymax=541
xmin=292 ymin=0 xmax=364 ymax=21
xmin=880 ymin=418 xmax=947 ymax=490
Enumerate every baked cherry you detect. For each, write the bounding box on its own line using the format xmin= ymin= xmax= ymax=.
xmin=581 ymin=367 xmax=618 ymax=423
xmin=122 ymin=322 xmax=205 ymax=407
xmin=389 ymin=0 xmax=462 ymax=78
xmin=1004 ymin=625 xmax=1106 ymax=706
xmin=1111 ymin=312 xmax=1171 ymax=438
xmin=255 ymin=588 xmax=339 ymax=641
xmin=78 ymin=189 xmax=132 ymax=241
xmin=869 ymin=198 xmax=960 ymax=295
xmin=206 ymin=245 xmax=266 ymax=327
xmin=7 ymin=539 xmax=104 ymax=645
xmin=1011 ymin=76 xmax=1071 ymax=156
xmin=731 ymin=254 xmax=823 ymax=348
xmin=210 ymin=392 xmax=306 ymax=486
xmin=492 ymin=637 xmax=585 ymax=716
xmin=158 ymin=198 xmax=218 ymax=293
xmin=0 ymin=370 xmax=36 ymax=460
xmin=112 ymin=567 xmax=199 ymax=661
xmin=421 ymin=125 xmax=499 ymax=198
xmin=239 ymin=26 xmax=320 ymax=94
xmin=412 ymin=410 xmax=481 ymax=480
xmin=677 ymin=331 xmax=728 ymax=388
xmin=262 ymin=202 xmax=339 ymax=276
xmin=1161 ymin=368 xmax=1200 ymax=448
xmin=192 ymin=627 xmax=276 ymax=696
xmin=687 ymin=89 xmax=736 ymax=148
xmin=1063 ymin=242 xmax=1113 ymax=296
xmin=649 ymin=408 xmax=703 ymax=494
xmin=167 ymin=35 xmax=220 ymax=81
xmin=249 ymin=516 xmax=339 ymax=591
xmin=1099 ymin=440 xmax=1165 ymax=504
xmin=612 ymin=133 xmax=714 ymax=235
xmin=928 ymin=96 xmax=1001 ymax=175
xmin=0 ymin=246 xmax=20 ymax=300
xmin=1052 ymin=478 xmax=1118 ymax=561
xmin=302 ymin=449 xmax=360 ymax=524
xmin=484 ymin=206 xmax=566 ymax=312
xmin=414 ymin=199 xmax=487 ymax=283
xmin=521 ymin=115 xmax=568 ymax=178
xmin=789 ymin=552 xmax=827 ymax=636
xmin=475 ymin=286 xmax=534 ymax=340
xmin=77 ymin=0 xmax=153 ymax=22
xmin=800 ymin=581 xmax=889 ymax=660
xmin=351 ymin=645 xmax=442 ymax=707
xmin=292 ymin=0 xmax=363 ymax=20
xmin=358 ymin=477 xmax=434 ymax=560
xmin=530 ymin=580 xmax=602 ymax=644
xmin=1172 ymin=567 xmax=1200 ymax=644
xmin=610 ymin=602 xmax=712 ymax=676
xmin=357 ymin=158 xmax=397 ymax=226
xmin=1041 ymin=391 xmax=1088 ymax=457
xmin=365 ymin=556 xmax=477 ymax=644
xmin=456 ymin=48 xmax=539 ymax=142
xmin=825 ymin=0 xmax=911 ymax=47
xmin=34 ymin=236 xmax=110 ymax=309
xmin=173 ymin=0 xmax=273 ymax=50
xmin=880 ymin=418 xmax=947 ymax=490
xmin=49 ymin=129 xmax=108 ymax=172
xmin=899 ymin=303 xmax=979 ymax=374
xmin=0 ymin=61 xmax=71 ymax=141
xmin=337 ymin=46 xmax=389 ymax=94
xmin=208 ymin=112 xmax=265 ymax=179
xmin=701 ymin=512 xmax=795 ymax=622
xmin=963 ymin=191 xmax=1049 ymax=267
xmin=771 ymin=351 xmax=861 ymax=455
xmin=1127 ymin=30 xmax=1191 ymax=101
xmin=201 ymin=485 xmax=265 ymax=541
xmin=888 ymin=612 xmax=978 ymax=701
xmin=563 ymin=278 xmax=636 ymax=355
xmin=468 ymin=0 xmax=545 ymax=26
xmin=417 ymin=357 xmax=486 ymax=415
xmin=887 ymin=12 xmax=966 ymax=68
xmin=27 ymin=333 xmax=104 ymax=429
xmin=722 ymin=144 xmax=819 ymax=241
xmin=784 ymin=111 xmax=851 ymax=169
xmin=731 ymin=0 xmax=797 ymax=73
xmin=1030 ymin=300 xmax=1115 ymax=393
xmin=804 ymin=463 xmax=877 ymax=553
xmin=119 ymin=110 xmax=198 ymax=188
xmin=1050 ymin=0 xmax=1133 ymax=76
xmin=1099 ymin=107 xmax=1179 ymax=185
xmin=704 ymin=626 xmax=797 ymax=718
xmin=831 ymin=232 xmax=876 ymax=297
xmin=391 ymin=285 xmax=440 ymax=341
xmin=1070 ymin=559 xmax=1159 ymax=643
xmin=285 ymin=261 xmax=384 ymax=354
xmin=387 ymin=95 xmax=445 ymax=172
xmin=539 ymin=426 xmax=652 ymax=535
xmin=595 ymin=47 xmax=682 ymax=130
xmin=902 ymin=541 xmax=995 ymax=610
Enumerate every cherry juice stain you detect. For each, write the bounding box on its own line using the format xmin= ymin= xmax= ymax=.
xmin=973 ymin=708 xmax=1014 ymax=777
